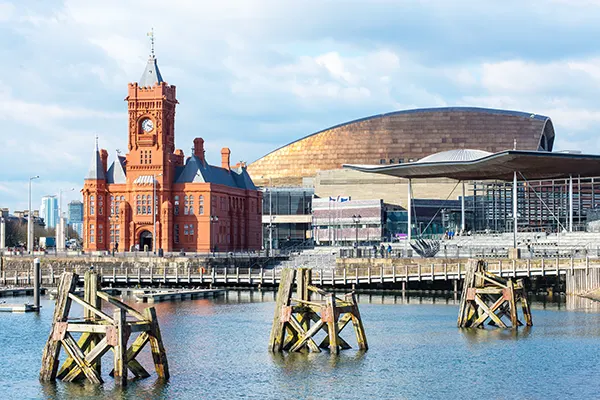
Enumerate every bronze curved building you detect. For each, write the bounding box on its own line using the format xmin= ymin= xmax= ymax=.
xmin=248 ymin=107 xmax=555 ymax=185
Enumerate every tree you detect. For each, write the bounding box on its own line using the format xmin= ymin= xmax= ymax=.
xmin=5 ymin=219 xmax=26 ymax=247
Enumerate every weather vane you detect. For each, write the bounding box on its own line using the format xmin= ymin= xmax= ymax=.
xmin=147 ymin=28 xmax=155 ymax=57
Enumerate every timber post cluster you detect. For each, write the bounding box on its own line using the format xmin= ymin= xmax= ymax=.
xmin=457 ymin=259 xmax=533 ymax=329
xmin=40 ymin=271 xmax=169 ymax=385
xmin=268 ymin=268 xmax=368 ymax=354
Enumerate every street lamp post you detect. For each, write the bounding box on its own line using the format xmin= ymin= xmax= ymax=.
xmin=268 ymin=178 xmax=273 ymax=256
xmin=58 ymin=187 xmax=75 ymax=251
xmin=210 ymin=216 xmax=219 ymax=256
xmin=353 ymin=214 xmax=361 ymax=257
xmin=28 ymin=175 xmax=40 ymax=253
xmin=153 ymin=173 xmax=163 ymax=254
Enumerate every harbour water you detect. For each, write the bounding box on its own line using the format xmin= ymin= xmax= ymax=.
xmin=2 ymin=291 xmax=600 ymax=399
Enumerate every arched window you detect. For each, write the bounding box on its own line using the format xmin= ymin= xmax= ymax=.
xmin=199 ymin=195 xmax=204 ymax=215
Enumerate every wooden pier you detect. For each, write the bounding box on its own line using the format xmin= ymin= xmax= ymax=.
xmin=0 ymin=303 xmax=37 ymax=312
xmin=40 ymin=271 xmax=169 ymax=386
xmin=4 ymin=257 xmax=600 ymax=294
xmin=269 ymin=268 xmax=367 ymax=354
xmin=458 ymin=260 xmax=532 ymax=329
xmin=134 ymin=288 xmax=224 ymax=303
xmin=0 ymin=287 xmax=47 ymax=297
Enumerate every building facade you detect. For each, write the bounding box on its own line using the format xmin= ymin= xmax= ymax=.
xmin=82 ymin=51 xmax=262 ymax=253
xmin=40 ymin=195 xmax=58 ymax=229
xmin=248 ymin=107 xmax=555 ymax=187
xmin=68 ymin=200 xmax=84 ymax=238
xmin=261 ymin=187 xmax=313 ymax=249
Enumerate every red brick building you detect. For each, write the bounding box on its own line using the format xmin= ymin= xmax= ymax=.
xmin=82 ymin=52 xmax=262 ymax=253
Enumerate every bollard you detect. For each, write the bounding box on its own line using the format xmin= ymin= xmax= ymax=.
xmin=33 ymin=258 xmax=40 ymax=311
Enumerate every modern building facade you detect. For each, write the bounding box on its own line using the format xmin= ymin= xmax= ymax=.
xmin=40 ymin=195 xmax=58 ymax=229
xmin=312 ymin=198 xmax=388 ymax=246
xmin=82 ymin=49 xmax=262 ymax=253
xmin=261 ymin=187 xmax=313 ymax=249
xmin=248 ymin=107 xmax=555 ymax=187
xmin=68 ymin=200 xmax=84 ymax=238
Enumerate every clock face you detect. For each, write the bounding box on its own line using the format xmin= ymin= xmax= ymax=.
xmin=141 ymin=118 xmax=154 ymax=132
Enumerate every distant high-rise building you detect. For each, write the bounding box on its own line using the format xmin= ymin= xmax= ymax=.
xmin=41 ymin=195 xmax=58 ymax=229
xmin=68 ymin=200 xmax=84 ymax=238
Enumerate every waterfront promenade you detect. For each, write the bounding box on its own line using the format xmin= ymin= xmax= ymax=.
xmin=3 ymin=256 xmax=600 ymax=294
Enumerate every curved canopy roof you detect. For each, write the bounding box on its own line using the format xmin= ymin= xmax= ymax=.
xmin=344 ymin=150 xmax=600 ymax=181
xmin=416 ymin=149 xmax=492 ymax=164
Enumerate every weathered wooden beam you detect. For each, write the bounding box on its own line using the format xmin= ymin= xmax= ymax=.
xmin=97 ymin=291 xmax=147 ymax=322
xmin=113 ymin=308 xmax=128 ymax=386
xmin=56 ymin=332 xmax=93 ymax=380
xmin=287 ymin=314 xmax=321 ymax=352
xmin=325 ymin=294 xmax=340 ymax=355
xmin=470 ymin=295 xmax=506 ymax=328
xmin=349 ymin=293 xmax=368 ymax=350
xmin=40 ymin=272 xmax=78 ymax=382
xmin=62 ymin=337 xmax=111 ymax=383
xmin=289 ymin=319 xmax=325 ymax=352
xmin=61 ymin=333 xmax=103 ymax=384
xmin=66 ymin=324 xmax=109 ymax=334
xmin=268 ymin=268 xmax=296 ymax=352
xmin=68 ymin=293 xmax=114 ymax=324
xmin=507 ymin=279 xmax=519 ymax=328
xmin=84 ymin=271 xmax=102 ymax=375
xmin=145 ymin=307 xmax=170 ymax=380
xmin=474 ymin=296 xmax=507 ymax=328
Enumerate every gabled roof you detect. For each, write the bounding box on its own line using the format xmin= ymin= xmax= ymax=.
xmin=85 ymin=148 xmax=105 ymax=180
xmin=106 ymin=154 xmax=126 ymax=184
xmin=139 ymin=56 xmax=164 ymax=87
xmin=174 ymin=155 xmax=256 ymax=189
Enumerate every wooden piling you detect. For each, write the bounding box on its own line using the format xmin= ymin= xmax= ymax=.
xmin=268 ymin=268 xmax=368 ymax=354
xmin=40 ymin=271 xmax=169 ymax=385
xmin=457 ymin=259 xmax=532 ymax=329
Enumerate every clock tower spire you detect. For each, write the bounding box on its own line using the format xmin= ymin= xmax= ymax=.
xmin=124 ymin=32 xmax=178 ymax=183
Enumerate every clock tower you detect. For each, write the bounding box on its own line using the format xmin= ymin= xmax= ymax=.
xmin=124 ymin=53 xmax=178 ymax=185
xmin=82 ymin=35 xmax=263 ymax=255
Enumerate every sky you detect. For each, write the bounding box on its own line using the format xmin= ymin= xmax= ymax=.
xmin=1 ymin=0 xmax=600 ymax=212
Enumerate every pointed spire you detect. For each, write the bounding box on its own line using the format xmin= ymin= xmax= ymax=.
xmin=139 ymin=29 xmax=164 ymax=87
xmin=85 ymin=136 xmax=106 ymax=180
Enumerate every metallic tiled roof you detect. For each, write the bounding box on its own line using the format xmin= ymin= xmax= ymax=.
xmin=106 ymin=154 xmax=127 ymax=184
xmin=85 ymin=149 xmax=105 ymax=180
xmin=139 ymin=56 xmax=164 ymax=87
xmin=174 ymin=155 xmax=256 ymax=189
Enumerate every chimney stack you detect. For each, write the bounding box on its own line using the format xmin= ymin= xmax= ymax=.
xmin=100 ymin=149 xmax=109 ymax=174
xmin=221 ymin=148 xmax=231 ymax=171
xmin=193 ymin=138 xmax=205 ymax=165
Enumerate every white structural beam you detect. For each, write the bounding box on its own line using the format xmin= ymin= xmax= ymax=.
xmin=0 ymin=217 xmax=5 ymax=250
xmin=461 ymin=181 xmax=466 ymax=233
xmin=513 ymin=171 xmax=518 ymax=249
xmin=407 ymin=178 xmax=412 ymax=244
xmin=569 ymin=174 xmax=573 ymax=232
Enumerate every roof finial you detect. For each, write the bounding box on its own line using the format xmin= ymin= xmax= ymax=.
xmin=95 ymin=134 xmax=99 ymax=151
xmin=147 ymin=28 xmax=155 ymax=58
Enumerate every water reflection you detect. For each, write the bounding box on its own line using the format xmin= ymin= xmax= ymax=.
xmin=5 ymin=289 xmax=600 ymax=400
xmin=460 ymin=326 xmax=532 ymax=344
xmin=270 ymin=350 xmax=367 ymax=372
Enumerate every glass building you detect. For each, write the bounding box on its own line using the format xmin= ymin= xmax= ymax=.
xmin=470 ymin=177 xmax=600 ymax=233
xmin=68 ymin=200 xmax=84 ymax=238
xmin=40 ymin=195 xmax=58 ymax=229
xmin=261 ymin=187 xmax=313 ymax=249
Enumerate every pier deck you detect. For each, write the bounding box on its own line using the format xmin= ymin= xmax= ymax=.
xmin=134 ymin=288 xmax=224 ymax=303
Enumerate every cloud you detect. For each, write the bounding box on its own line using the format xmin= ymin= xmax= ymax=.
xmin=1 ymin=0 xmax=600 ymax=212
